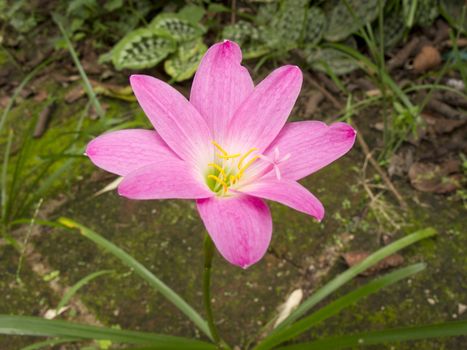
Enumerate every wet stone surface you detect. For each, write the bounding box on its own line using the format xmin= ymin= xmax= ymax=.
xmin=0 ymin=245 xmax=58 ymax=349
xmin=0 ymin=98 xmax=465 ymax=349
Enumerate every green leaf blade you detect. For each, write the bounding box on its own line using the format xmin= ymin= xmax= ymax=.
xmin=255 ymin=263 xmax=426 ymax=350
xmin=0 ymin=316 xmax=215 ymax=350
xmin=276 ymin=320 xmax=467 ymax=350
xmin=57 ymin=217 xmax=213 ymax=340
xmin=274 ymin=228 xmax=436 ymax=331
xmin=57 ymin=270 xmax=114 ymax=311
xmin=111 ymin=28 xmax=176 ymax=70
xmin=150 ymin=14 xmax=205 ymax=42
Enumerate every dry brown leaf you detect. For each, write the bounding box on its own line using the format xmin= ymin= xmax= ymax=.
xmin=342 ymin=251 xmax=404 ymax=276
xmin=64 ymin=85 xmax=85 ymax=103
xmin=422 ymin=112 xmax=466 ymax=134
xmin=408 ymin=160 xmax=462 ymax=193
xmin=274 ymin=289 xmax=303 ymax=328
xmin=0 ymin=96 xmax=10 ymax=108
xmin=33 ymin=103 xmax=55 ymax=138
xmin=33 ymin=89 xmax=48 ymax=103
xmin=64 ymin=80 xmax=134 ymax=104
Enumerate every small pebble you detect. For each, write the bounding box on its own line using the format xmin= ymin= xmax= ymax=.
xmin=446 ymin=78 xmax=465 ymax=91
xmin=427 ymin=298 xmax=436 ymax=305
xmin=413 ymin=45 xmax=441 ymax=72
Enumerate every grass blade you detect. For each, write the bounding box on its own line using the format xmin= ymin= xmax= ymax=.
xmin=273 ymin=228 xmax=436 ymax=331
xmin=276 ymin=320 xmax=467 ymax=350
xmin=0 ymin=315 xmax=215 ymax=349
xmin=16 ymin=158 xmax=76 ymax=219
xmin=1 ymin=129 xmax=13 ymax=222
xmin=52 ymin=13 xmax=104 ymax=118
xmin=57 ymin=270 xmax=114 ymax=311
xmin=255 ymin=263 xmax=426 ymax=350
xmin=57 ymin=217 xmax=213 ymax=340
xmin=4 ymin=115 xmax=36 ymax=225
xmin=325 ymin=42 xmax=414 ymax=110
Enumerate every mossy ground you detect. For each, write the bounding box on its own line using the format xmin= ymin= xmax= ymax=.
xmin=0 ymin=80 xmax=466 ymax=349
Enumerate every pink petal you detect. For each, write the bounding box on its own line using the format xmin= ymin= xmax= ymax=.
xmin=190 ymin=40 xmax=254 ymax=141
xmin=86 ymin=129 xmax=178 ymax=176
xmin=196 ymin=196 xmax=272 ymax=269
xmin=226 ymin=65 xmax=302 ymax=152
xmin=264 ymin=121 xmax=356 ymax=180
xmin=130 ymin=75 xmax=213 ymax=164
xmin=240 ymin=179 xmax=324 ymax=221
xmin=118 ymin=159 xmax=213 ymax=200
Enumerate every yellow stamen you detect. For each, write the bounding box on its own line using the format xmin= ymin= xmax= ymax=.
xmin=207 ymin=163 xmax=226 ymax=177
xmin=208 ymin=141 xmax=260 ymax=193
xmin=211 ymin=141 xmax=228 ymax=156
xmin=238 ymin=148 xmax=258 ymax=169
xmin=208 ymin=174 xmax=228 ymax=191
xmin=237 ymin=156 xmax=259 ymax=178
xmin=218 ymin=153 xmax=241 ymax=159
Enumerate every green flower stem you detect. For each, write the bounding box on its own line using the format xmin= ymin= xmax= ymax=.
xmin=203 ymin=235 xmax=223 ymax=348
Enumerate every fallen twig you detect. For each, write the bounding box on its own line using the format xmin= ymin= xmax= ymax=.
xmin=231 ymin=0 xmax=237 ymax=24
xmin=305 ymin=91 xmax=324 ymax=115
xmin=387 ymin=37 xmax=420 ymax=71
xmin=426 ymin=98 xmax=467 ymax=120
xmin=33 ymin=102 xmax=55 ymax=138
xmin=304 ymin=73 xmax=341 ymax=108
xmin=316 ymin=72 xmax=340 ymax=94
xmin=357 ymin=133 xmax=408 ymax=210
xmin=439 ymin=91 xmax=467 ymax=109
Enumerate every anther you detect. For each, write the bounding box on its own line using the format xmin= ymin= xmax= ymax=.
xmin=208 ymin=174 xmax=229 ymax=189
xmin=211 ymin=141 xmax=228 ymax=156
xmin=238 ymin=148 xmax=258 ymax=169
xmin=218 ymin=153 xmax=241 ymax=159
xmin=208 ymin=163 xmax=226 ymax=177
xmin=237 ymin=155 xmax=259 ymax=178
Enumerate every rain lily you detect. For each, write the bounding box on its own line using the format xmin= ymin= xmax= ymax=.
xmin=86 ymin=40 xmax=356 ymax=269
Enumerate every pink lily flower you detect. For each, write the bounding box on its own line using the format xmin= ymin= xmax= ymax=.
xmin=86 ymin=41 xmax=356 ymax=269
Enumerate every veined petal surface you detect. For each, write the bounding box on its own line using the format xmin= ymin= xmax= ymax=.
xmin=226 ymin=65 xmax=302 ymax=153
xmin=240 ymin=179 xmax=324 ymax=221
xmin=196 ymin=196 xmax=272 ymax=269
xmin=86 ymin=129 xmax=177 ymax=176
xmin=190 ymin=40 xmax=254 ymax=141
xmin=118 ymin=159 xmax=213 ymax=200
xmin=130 ymin=75 xmax=213 ymax=166
xmin=262 ymin=121 xmax=356 ymax=180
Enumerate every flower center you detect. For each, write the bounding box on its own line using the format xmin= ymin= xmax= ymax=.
xmin=206 ymin=141 xmax=259 ymax=195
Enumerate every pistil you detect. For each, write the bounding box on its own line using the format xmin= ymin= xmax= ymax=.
xmin=207 ymin=141 xmax=260 ymax=195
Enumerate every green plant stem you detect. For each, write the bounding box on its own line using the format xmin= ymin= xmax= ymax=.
xmin=203 ymin=235 xmax=221 ymax=346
